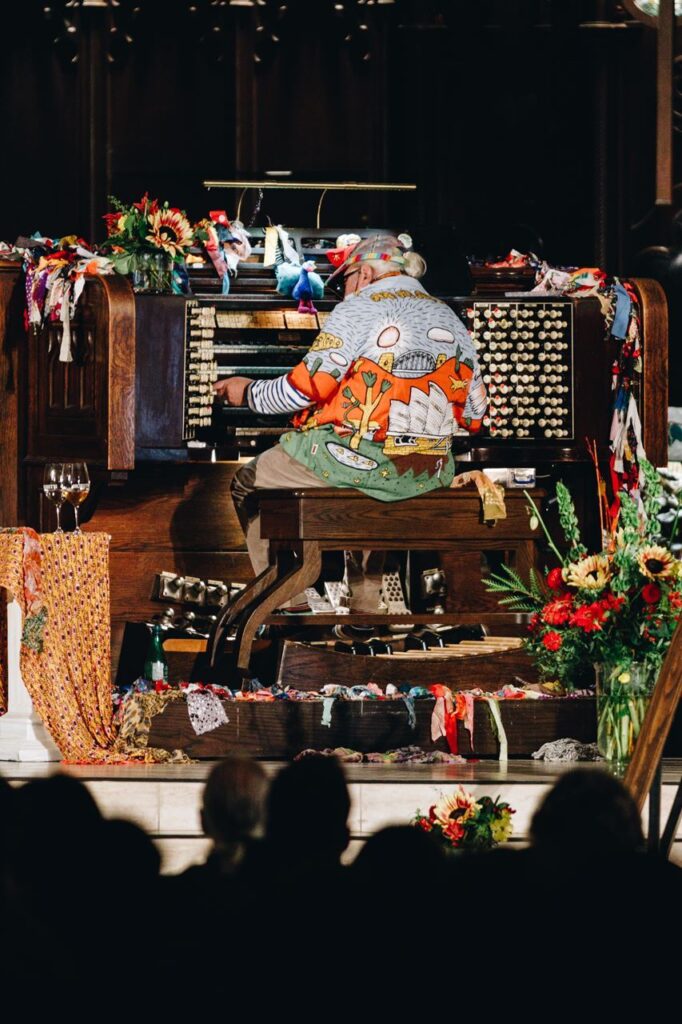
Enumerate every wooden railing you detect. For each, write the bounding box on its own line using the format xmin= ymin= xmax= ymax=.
xmin=624 ymin=617 xmax=682 ymax=854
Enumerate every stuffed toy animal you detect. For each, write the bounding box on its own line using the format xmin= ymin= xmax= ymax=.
xmin=276 ymin=258 xmax=323 ymax=313
xmin=292 ymin=259 xmax=323 ymax=314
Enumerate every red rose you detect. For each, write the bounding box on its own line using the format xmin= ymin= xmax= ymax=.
xmin=542 ymin=595 xmax=573 ymax=626
xmin=546 ymin=568 xmax=565 ymax=591
xmin=542 ymin=631 xmax=562 ymax=651
xmin=641 ymin=583 xmax=661 ymax=605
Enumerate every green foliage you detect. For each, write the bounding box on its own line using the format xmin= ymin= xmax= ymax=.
xmin=556 ymin=482 xmax=587 ymax=561
xmin=484 ymin=466 xmax=682 ymax=689
xmin=641 ymin=458 xmax=663 ymax=540
xmin=484 ymin=564 xmax=544 ymax=613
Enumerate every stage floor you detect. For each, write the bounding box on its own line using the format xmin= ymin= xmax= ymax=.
xmin=4 ymin=759 xmax=681 ymax=872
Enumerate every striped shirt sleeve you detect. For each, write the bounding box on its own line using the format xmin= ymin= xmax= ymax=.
xmin=247 ymin=374 xmax=314 ymax=416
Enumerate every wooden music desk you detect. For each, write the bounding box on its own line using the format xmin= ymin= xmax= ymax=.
xmin=208 ymin=486 xmax=545 ymax=676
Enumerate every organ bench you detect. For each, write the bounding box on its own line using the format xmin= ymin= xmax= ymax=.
xmin=208 ymin=485 xmax=546 ymax=679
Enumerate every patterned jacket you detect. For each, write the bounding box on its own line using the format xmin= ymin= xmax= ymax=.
xmin=247 ymin=274 xmax=487 ymax=500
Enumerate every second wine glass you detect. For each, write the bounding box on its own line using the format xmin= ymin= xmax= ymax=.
xmin=43 ymin=463 xmax=65 ymax=533
xmin=62 ymin=462 xmax=90 ymax=535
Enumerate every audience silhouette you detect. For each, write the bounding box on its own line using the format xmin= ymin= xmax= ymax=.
xmin=0 ymin=759 xmax=679 ymax=1011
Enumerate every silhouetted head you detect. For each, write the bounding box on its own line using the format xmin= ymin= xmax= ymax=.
xmin=352 ymin=825 xmax=446 ymax=880
xmin=201 ymin=757 xmax=268 ymax=850
xmin=14 ymin=773 xmax=101 ymax=836
xmin=98 ymin=818 xmax=160 ymax=882
xmin=7 ymin=774 xmax=104 ymax=906
xmin=530 ymin=769 xmax=644 ymax=859
xmin=266 ymin=756 xmax=350 ymax=865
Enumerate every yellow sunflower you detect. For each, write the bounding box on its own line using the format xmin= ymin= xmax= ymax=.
xmin=146 ymin=208 xmax=193 ymax=256
xmin=563 ymin=554 xmax=611 ymax=590
xmin=637 ymin=545 xmax=677 ymax=580
xmin=432 ymin=787 xmax=480 ymax=828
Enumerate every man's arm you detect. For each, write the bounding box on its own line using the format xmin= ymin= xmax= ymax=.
xmin=213 ymin=376 xmax=253 ymax=407
xmin=213 ymin=301 xmax=358 ymax=413
xmin=212 ymin=373 xmax=313 ymax=413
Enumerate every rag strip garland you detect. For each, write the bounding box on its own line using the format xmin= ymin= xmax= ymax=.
xmin=118 ymin=677 xmax=589 ymax=762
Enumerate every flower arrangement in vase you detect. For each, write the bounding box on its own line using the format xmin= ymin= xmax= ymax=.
xmin=484 ymin=459 xmax=682 ymax=767
xmin=102 ymin=193 xmax=204 ymax=293
xmin=413 ymin=786 xmax=515 ymax=851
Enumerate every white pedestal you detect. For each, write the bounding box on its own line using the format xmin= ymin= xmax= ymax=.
xmin=0 ymin=597 xmax=61 ymax=761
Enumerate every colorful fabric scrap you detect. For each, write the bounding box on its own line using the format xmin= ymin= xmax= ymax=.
xmin=294 ymin=745 xmax=465 ymax=764
xmin=186 ymin=689 xmax=229 ymax=735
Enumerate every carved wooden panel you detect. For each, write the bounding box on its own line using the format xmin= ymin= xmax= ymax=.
xmin=25 ymin=275 xmax=135 ymax=469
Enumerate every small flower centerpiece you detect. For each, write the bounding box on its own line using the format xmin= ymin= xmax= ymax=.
xmin=484 ymin=460 xmax=682 ymax=769
xmin=413 ymin=786 xmax=515 ymax=851
xmin=102 ymin=194 xmax=202 ymax=293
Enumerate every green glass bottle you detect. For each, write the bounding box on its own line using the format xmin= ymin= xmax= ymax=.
xmin=143 ymin=624 xmax=169 ymax=684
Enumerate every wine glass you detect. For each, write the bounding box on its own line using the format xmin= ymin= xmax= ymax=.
xmin=62 ymin=462 xmax=90 ymax=535
xmin=43 ymin=463 xmax=65 ymax=533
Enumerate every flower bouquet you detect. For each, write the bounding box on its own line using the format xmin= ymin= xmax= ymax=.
xmin=413 ymin=786 xmax=515 ymax=851
xmin=102 ymin=193 xmax=203 ymax=293
xmin=484 ymin=459 xmax=682 ymax=766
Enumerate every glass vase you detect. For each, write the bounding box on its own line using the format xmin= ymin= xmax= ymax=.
xmin=130 ymin=252 xmax=173 ymax=294
xmin=595 ymin=661 xmax=656 ymax=774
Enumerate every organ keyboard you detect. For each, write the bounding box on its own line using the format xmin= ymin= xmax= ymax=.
xmin=134 ymin=227 xmax=664 ymax=468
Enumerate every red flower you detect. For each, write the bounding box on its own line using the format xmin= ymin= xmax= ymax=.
xmin=542 ymin=595 xmax=573 ymax=626
xmin=641 ymin=583 xmax=661 ymax=605
xmin=442 ymin=818 xmax=465 ymax=844
xmin=546 ymin=567 xmax=565 ymax=591
xmin=669 ymin=590 xmax=682 ymax=610
xmin=102 ymin=212 xmax=121 ymax=235
xmin=601 ymin=592 xmax=625 ymax=613
xmin=569 ymin=603 xmax=605 ymax=632
xmin=529 ymin=613 xmax=541 ymax=632
xmin=417 ymin=818 xmax=432 ymax=833
xmin=542 ymin=631 xmax=562 ymax=651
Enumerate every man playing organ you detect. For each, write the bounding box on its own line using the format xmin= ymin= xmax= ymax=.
xmin=214 ymin=232 xmax=488 ymax=590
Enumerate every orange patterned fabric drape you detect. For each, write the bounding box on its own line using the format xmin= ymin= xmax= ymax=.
xmin=0 ymin=530 xmax=117 ymax=760
xmin=0 ymin=529 xmax=189 ymax=764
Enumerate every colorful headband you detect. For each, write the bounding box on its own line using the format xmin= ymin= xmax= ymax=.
xmin=346 ymin=250 xmax=407 ymax=267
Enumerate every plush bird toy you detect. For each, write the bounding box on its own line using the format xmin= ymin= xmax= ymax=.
xmin=276 ymin=258 xmax=324 ymax=313
xmin=293 ymin=260 xmax=321 ymax=314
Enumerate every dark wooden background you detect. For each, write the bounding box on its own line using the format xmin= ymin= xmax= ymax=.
xmin=0 ymin=1 xmax=664 ymax=263
xmin=0 ymin=0 xmax=679 ymax=393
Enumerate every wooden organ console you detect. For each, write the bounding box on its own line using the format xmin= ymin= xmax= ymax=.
xmin=0 ymin=230 xmax=669 ymax=686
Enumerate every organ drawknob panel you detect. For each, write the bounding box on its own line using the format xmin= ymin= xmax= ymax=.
xmin=466 ymin=300 xmax=574 ymax=440
xmin=183 ymin=300 xmax=218 ymax=440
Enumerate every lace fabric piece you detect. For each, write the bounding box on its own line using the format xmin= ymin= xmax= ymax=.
xmin=532 ymin=737 xmax=601 ymax=762
xmin=187 ymin=689 xmax=229 ymax=736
